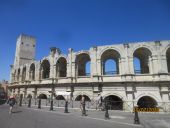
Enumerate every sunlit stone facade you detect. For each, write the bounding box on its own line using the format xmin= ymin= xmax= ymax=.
xmin=9 ymin=34 xmax=170 ymax=111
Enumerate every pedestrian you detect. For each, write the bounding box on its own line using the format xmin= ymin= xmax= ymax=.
xmin=80 ymin=95 xmax=85 ymax=112
xmin=7 ymin=95 xmax=16 ymax=114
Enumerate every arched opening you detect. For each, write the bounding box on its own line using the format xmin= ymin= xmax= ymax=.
xmin=133 ymin=47 xmax=152 ymax=74
xmin=38 ymin=94 xmax=47 ymax=99
xmin=41 ymin=60 xmax=50 ymax=79
xmin=27 ymin=94 xmax=32 ymax=98
xmin=17 ymin=69 xmax=20 ymax=81
xmin=137 ymin=96 xmax=157 ymax=108
xmin=22 ymin=67 xmax=26 ymax=81
xmin=104 ymin=95 xmax=123 ymax=110
xmin=76 ymin=53 xmax=91 ymax=76
xmin=56 ymin=57 xmax=67 ymax=77
xmin=29 ymin=63 xmax=35 ymax=80
xmin=56 ymin=95 xmax=65 ymax=100
xmin=75 ymin=95 xmax=91 ymax=101
xmin=101 ymin=49 xmax=120 ymax=75
xmin=166 ymin=48 xmax=170 ymax=73
xmin=13 ymin=70 xmax=16 ymax=81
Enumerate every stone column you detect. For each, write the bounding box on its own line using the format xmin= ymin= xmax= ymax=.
xmin=126 ymin=86 xmax=135 ymax=112
xmin=151 ymin=55 xmax=159 ymax=74
xmin=160 ymin=55 xmax=168 ymax=73
xmin=90 ymin=46 xmax=98 ymax=76
xmin=123 ymin=44 xmax=130 ymax=74
xmin=148 ymin=56 xmax=153 ymax=74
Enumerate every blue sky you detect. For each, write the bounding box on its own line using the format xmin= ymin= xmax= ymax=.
xmin=0 ymin=0 xmax=170 ymax=80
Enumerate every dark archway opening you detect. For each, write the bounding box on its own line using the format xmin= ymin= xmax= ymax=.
xmin=75 ymin=95 xmax=91 ymax=101
xmin=104 ymin=95 xmax=123 ymax=110
xmin=27 ymin=94 xmax=32 ymax=98
xmin=56 ymin=95 xmax=65 ymax=100
xmin=29 ymin=63 xmax=35 ymax=80
xmin=76 ymin=53 xmax=91 ymax=76
xmin=56 ymin=57 xmax=67 ymax=77
xmin=137 ymin=96 xmax=157 ymax=108
xmin=41 ymin=60 xmax=50 ymax=79
xmin=38 ymin=94 xmax=47 ymax=99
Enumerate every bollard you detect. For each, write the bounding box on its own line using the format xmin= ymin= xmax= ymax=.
xmin=64 ymin=100 xmax=69 ymax=113
xmin=82 ymin=102 xmax=87 ymax=116
xmin=50 ymin=99 xmax=53 ymax=111
xmin=19 ymin=95 xmax=23 ymax=107
xmin=38 ymin=98 xmax=41 ymax=109
xmin=28 ymin=97 xmax=31 ymax=108
xmin=134 ymin=107 xmax=140 ymax=124
xmin=105 ymin=101 xmax=110 ymax=119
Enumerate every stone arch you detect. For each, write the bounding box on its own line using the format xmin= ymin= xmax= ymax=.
xmin=56 ymin=57 xmax=67 ymax=77
xmin=133 ymin=47 xmax=152 ymax=74
xmin=99 ymin=47 xmax=123 ymax=59
xmin=29 ymin=63 xmax=35 ymax=80
xmin=55 ymin=95 xmax=65 ymax=100
xmin=104 ymin=95 xmax=123 ymax=110
xmin=135 ymin=93 xmax=161 ymax=106
xmin=75 ymin=52 xmax=91 ymax=76
xmin=75 ymin=95 xmax=91 ymax=101
xmin=38 ymin=93 xmax=47 ymax=99
xmin=130 ymin=44 xmax=154 ymax=57
xmin=137 ymin=96 xmax=157 ymax=108
xmin=40 ymin=59 xmax=50 ymax=79
xmin=100 ymin=48 xmax=121 ymax=75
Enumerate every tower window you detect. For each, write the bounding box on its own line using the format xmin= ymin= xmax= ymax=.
xmin=21 ymin=42 xmax=24 ymax=45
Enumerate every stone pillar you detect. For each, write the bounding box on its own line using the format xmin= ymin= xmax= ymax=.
xmin=68 ymin=48 xmax=75 ymax=78
xmin=126 ymin=86 xmax=134 ymax=112
xmin=151 ymin=55 xmax=159 ymax=74
xmin=123 ymin=44 xmax=131 ymax=74
xmin=160 ymin=55 xmax=168 ymax=73
xmin=148 ymin=56 xmax=153 ymax=74
xmin=90 ymin=46 xmax=98 ymax=76
xmin=129 ymin=57 xmax=134 ymax=74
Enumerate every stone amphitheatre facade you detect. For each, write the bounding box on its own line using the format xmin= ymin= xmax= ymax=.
xmin=9 ymin=34 xmax=170 ymax=111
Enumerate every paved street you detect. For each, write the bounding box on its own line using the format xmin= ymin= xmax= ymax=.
xmin=1 ymin=103 xmax=170 ymax=128
xmin=0 ymin=104 xmax=142 ymax=128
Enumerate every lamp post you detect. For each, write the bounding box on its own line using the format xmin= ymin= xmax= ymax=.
xmin=134 ymin=106 xmax=140 ymax=124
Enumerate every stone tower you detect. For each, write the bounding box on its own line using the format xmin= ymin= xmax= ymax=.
xmin=14 ymin=34 xmax=36 ymax=68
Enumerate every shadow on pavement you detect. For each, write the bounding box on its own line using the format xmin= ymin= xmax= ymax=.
xmin=0 ymin=99 xmax=6 ymax=105
xmin=12 ymin=110 xmax=22 ymax=114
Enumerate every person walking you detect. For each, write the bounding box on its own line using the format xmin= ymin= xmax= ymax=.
xmin=7 ymin=95 xmax=16 ymax=114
